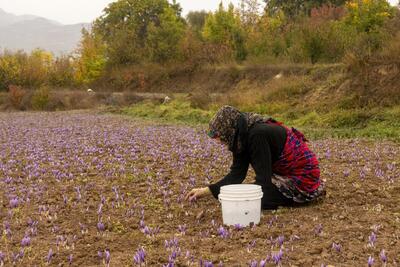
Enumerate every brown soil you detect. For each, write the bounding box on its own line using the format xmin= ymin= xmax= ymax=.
xmin=0 ymin=112 xmax=399 ymax=266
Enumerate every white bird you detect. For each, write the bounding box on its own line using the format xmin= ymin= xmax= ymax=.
xmin=87 ymin=89 xmax=94 ymax=93
xmin=274 ymin=72 xmax=283 ymax=79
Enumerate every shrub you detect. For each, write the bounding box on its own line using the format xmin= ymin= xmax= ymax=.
xmin=344 ymin=0 xmax=394 ymax=33
xmin=31 ymin=86 xmax=50 ymax=110
xmin=8 ymin=85 xmax=26 ymax=110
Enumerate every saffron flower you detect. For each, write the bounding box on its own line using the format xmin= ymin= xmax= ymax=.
xmin=368 ymin=232 xmax=377 ymax=247
xmin=332 ymin=242 xmax=341 ymax=252
xmin=133 ymin=247 xmax=146 ymax=265
xmin=97 ymin=222 xmax=105 ymax=232
xmin=21 ymin=236 xmax=31 ymax=247
xmin=368 ymin=256 xmax=374 ymax=267
xmin=104 ymin=249 xmax=111 ymax=266
xmin=10 ymin=197 xmax=19 ymax=208
xmin=380 ymin=249 xmax=387 ymax=264
xmin=47 ymin=248 xmax=54 ymax=264
xmin=217 ymin=226 xmax=229 ymax=239
xmin=234 ymin=224 xmax=244 ymax=230
xmin=178 ymin=224 xmax=187 ymax=235
xmin=67 ymin=254 xmax=73 ymax=265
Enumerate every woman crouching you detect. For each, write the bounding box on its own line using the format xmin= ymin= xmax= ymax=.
xmin=186 ymin=105 xmax=325 ymax=210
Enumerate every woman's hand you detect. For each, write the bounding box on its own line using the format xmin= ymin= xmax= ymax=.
xmin=185 ymin=187 xmax=211 ymax=202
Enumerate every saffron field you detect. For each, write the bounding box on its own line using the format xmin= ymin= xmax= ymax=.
xmin=0 ymin=112 xmax=399 ymax=266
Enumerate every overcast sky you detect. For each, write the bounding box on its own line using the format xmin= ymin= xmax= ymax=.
xmin=0 ymin=0 xmax=398 ymax=25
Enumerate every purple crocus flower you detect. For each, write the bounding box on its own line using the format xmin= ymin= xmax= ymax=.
xmin=332 ymin=242 xmax=341 ymax=252
xmin=10 ymin=197 xmax=19 ymax=208
xmin=19 ymin=249 xmax=24 ymax=258
xmin=47 ymin=248 xmax=54 ymax=264
xmin=169 ymin=250 xmax=178 ymax=262
xmin=272 ymin=249 xmax=283 ymax=265
xmin=276 ymin=236 xmax=284 ymax=247
xmin=63 ymin=195 xmax=68 ymax=205
xmin=368 ymin=232 xmax=377 ymax=247
xmin=142 ymin=226 xmax=151 ymax=235
xmin=217 ymin=226 xmax=229 ymax=239
xmin=185 ymin=250 xmax=191 ymax=259
xmin=104 ymin=249 xmax=111 ymax=266
xmin=97 ymin=203 xmax=103 ymax=215
xmin=368 ymin=256 xmax=374 ymax=267
xmin=314 ymin=224 xmax=323 ymax=235
xmin=21 ymin=236 xmax=31 ymax=247
xmin=0 ymin=251 xmax=5 ymax=264
xmin=249 ymin=260 xmax=258 ymax=267
xmin=259 ymin=259 xmax=267 ymax=267
xmin=380 ymin=249 xmax=387 ymax=264
xmin=234 ymin=224 xmax=244 ymax=230
xmin=247 ymin=240 xmax=256 ymax=252
xmin=68 ymin=254 xmax=73 ymax=265
xmin=178 ymin=224 xmax=187 ymax=234
xmin=133 ymin=247 xmax=146 ymax=265
xmin=97 ymin=222 xmax=105 ymax=232
xmin=204 ymin=261 xmax=214 ymax=267
xmin=98 ymin=251 xmax=103 ymax=260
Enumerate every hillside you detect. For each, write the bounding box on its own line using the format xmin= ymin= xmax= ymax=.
xmin=0 ymin=8 xmax=89 ymax=54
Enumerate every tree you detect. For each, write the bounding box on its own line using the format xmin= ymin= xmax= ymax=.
xmin=264 ymin=0 xmax=347 ymax=18
xmin=186 ymin=11 xmax=208 ymax=33
xmin=344 ymin=0 xmax=394 ymax=33
xmin=74 ymin=29 xmax=106 ymax=85
xmin=239 ymin=0 xmax=262 ymax=28
xmin=202 ymin=3 xmax=247 ymax=61
xmin=92 ymin=0 xmax=185 ymax=65
xmin=146 ymin=6 xmax=186 ymax=62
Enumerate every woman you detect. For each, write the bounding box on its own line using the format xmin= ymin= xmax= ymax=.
xmin=186 ymin=106 xmax=325 ymax=210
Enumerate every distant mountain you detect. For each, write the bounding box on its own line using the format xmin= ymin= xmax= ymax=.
xmin=0 ymin=8 xmax=90 ymax=55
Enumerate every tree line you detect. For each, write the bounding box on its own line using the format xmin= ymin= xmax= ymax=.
xmin=0 ymin=0 xmax=399 ymax=90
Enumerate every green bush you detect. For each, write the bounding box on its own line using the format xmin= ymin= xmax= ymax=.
xmin=31 ymin=87 xmax=50 ymax=110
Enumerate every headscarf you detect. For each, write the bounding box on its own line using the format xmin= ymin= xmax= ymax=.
xmin=208 ymin=105 xmax=266 ymax=153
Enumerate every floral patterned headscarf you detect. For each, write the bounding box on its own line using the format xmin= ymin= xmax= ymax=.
xmin=208 ymin=106 xmax=265 ymax=153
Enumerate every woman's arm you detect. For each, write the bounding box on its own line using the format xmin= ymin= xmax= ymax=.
xmin=208 ymin=152 xmax=250 ymax=199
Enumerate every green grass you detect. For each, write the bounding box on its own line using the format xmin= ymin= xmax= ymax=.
xmin=121 ymin=98 xmax=214 ymax=125
xmin=121 ymin=98 xmax=400 ymax=141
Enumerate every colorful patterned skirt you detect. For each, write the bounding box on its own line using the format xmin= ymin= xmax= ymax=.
xmin=267 ymin=119 xmax=326 ymax=203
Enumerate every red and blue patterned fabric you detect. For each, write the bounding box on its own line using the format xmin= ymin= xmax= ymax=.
xmin=267 ymin=119 xmax=324 ymax=202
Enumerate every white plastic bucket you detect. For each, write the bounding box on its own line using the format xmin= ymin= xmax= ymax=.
xmin=218 ymin=184 xmax=263 ymax=227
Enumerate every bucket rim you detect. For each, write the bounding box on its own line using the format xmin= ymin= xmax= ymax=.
xmin=220 ymin=189 xmax=262 ymax=194
xmin=219 ymin=196 xmax=263 ymax=201
xmin=220 ymin=184 xmax=262 ymax=189
xmin=218 ymin=193 xmax=263 ymax=201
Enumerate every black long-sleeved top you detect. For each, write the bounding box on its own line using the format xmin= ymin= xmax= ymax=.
xmin=208 ymin=122 xmax=287 ymax=199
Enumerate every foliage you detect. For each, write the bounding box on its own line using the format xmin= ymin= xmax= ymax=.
xmin=49 ymin=55 xmax=76 ymax=87
xmin=1 ymin=0 xmax=400 ymax=91
xmin=93 ymin=0 xmax=185 ymax=65
xmin=186 ymin=11 xmax=208 ymax=34
xmin=122 ymin=97 xmax=214 ymax=125
xmin=264 ymin=0 xmax=347 ymax=18
xmin=0 ymin=51 xmax=20 ymax=90
xmin=344 ymin=0 xmax=394 ymax=32
xmin=202 ymin=3 xmax=247 ymax=61
xmin=31 ymin=86 xmax=50 ymax=110
xmin=7 ymin=85 xmax=26 ymax=110
xmin=74 ymin=29 xmax=107 ymax=85
xmin=146 ymin=6 xmax=186 ymax=63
